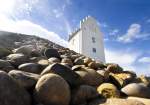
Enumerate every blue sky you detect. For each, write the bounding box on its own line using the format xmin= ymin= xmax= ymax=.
xmin=0 ymin=0 xmax=150 ymax=75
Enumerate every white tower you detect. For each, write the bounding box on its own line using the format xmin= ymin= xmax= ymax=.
xmin=68 ymin=16 xmax=105 ymax=62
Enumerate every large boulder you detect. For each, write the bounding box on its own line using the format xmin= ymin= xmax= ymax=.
xmin=44 ymin=48 xmax=61 ymax=59
xmin=0 ymin=71 xmax=31 ymax=105
xmin=128 ymin=97 xmax=150 ymax=105
xmin=0 ymin=59 xmax=14 ymax=72
xmin=75 ymin=67 xmax=104 ymax=86
xmin=88 ymin=98 xmax=145 ymax=105
xmin=97 ymin=83 xmax=120 ymax=98
xmin=71 ymin=85 xmax=99 ymax=105
xmin=35 ymin=73 xmax=70 ymax=105
xmin=9 ymin=70 xmax=40 ymax=89
xmin=121 ymin=83 xmax=150 ymax=98
xmin=41 ymin=63 xmax=83 ymax=87
xmin=18 ymin=63 xmax=43 ymax=74
xmin=7 ymin=53 xmax=29 ymax=67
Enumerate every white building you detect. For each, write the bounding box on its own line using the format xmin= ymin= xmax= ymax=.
xmin=68 ymin=16 xmax=105 ymax=62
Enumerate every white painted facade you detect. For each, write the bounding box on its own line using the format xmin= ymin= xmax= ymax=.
xmin=68 ymin=16 xmax=105 ymax=62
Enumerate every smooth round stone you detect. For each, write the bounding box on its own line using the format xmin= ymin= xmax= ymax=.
xmin=7 ymin=53 xmax=28 ymax=67
xmin=44 ymin=48 xmax=60 ymax=59
xmin=97 ymin=70 xmax=109 ymax=81
xmin=74 ymin=58 xmax=84 ymax=65
xmin=121 ymin=83 xmax=150 ymax=98
xmin=71 ymin=85 xmax=99 ymax=105
xmin=128 ymin=97 xmax=150 ymax=105
xmin=35 ymin=74 xmax=70 ymax=105
xmin=89 ymin=98 xmax=145 ymax=105
xmin=38 ymin=59 xmax=49 ymax=67
xmin=41 ymin=63 xmax=83 ymax=87
xmin=0 ymin=71 xmax=31 ymax=105
xmin=72 ymin=65 xmax=86 ymax=71
xmin=0 ymin=59 xmax=14 ymax=72
xmin=83 ymin=57 xmax=92 ymax=65
xmin=61 ymin=58 xmax=73 ymax=66
xmin=0 ymin=47 xmax=12 ymax=58
xmin=76 ymin=68 xmax=104 ymax=86
xmin=13 ymin=45 xmax=33 ymax=56
xmin=97 ymin=83 xmax=120 ymax=98
xmin=9 ymin=70 xmax=40 ymax=89
xmin=18 ymin=63 xmax=43 ymax=74
xmin=88 ymin=62 xmax=99 ymax=70
xmin=48 ymin=57 xmax=60 ymax=64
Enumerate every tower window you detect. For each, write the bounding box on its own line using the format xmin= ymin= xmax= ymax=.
xmin=92 ymin=37 xmax=96 ymax=43
xmin=92 ymin=48 xmax=96 ymax=53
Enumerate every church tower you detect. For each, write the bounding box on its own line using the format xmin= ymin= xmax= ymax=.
xmin=68 ymin=16 xmax=105 ymax=62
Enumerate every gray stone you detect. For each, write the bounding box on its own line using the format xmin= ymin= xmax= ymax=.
xmin=0 ymin=71 xmax=31 ymax=105
xmin=18 ymin=63 xmax=43 ymax=74
xmin=9 ymin=70 xmax=40 ymax=89
xmin=35 ymin=73 xmax=70 ymax=105
xmin=121 ymin=83 xmax=150 ymax=98
xmin=41 ymin=63 xmax=83 ymax=87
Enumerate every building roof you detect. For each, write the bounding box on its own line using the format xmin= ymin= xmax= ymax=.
xmin=68 ymin=28 xmax=81 ymax=41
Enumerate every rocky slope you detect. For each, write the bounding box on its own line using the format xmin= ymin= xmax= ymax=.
xmin=0 ymin=31 xmax=150 ymax=105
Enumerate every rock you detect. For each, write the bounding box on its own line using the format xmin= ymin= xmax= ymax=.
xmin=106 ymin=64 xmax=123 ymax=73
xmin=13 ymin=45 xmax=34 ymax=56
xmin=72 ymin=65 xmax=86 ymax=71
xmin=127 ymin=97 xmax=150 ymax=105
xmin=44 ymin=48 xmax=61 ymax=59
xmin=121 ymin=83 xmax=150 ymax=98
xmin=37 ymin=59 xmax=49 ymax=67
xmin=7 ymin=53 xmax=28 ymax=67
xmin=138 ymin=75 xmax=150 ymax=87
xmin=18 ymin=63 xmax=43 ymax=74
xmin=109 ymin=73 xmax=133 ymax=89
xmin=61 ymin=58 xmax=73 ymax=66
xmin=74 ymin=58 xmax=84 ymax=65
xmin=41 ymin=63 xmax=83 ymax=87
xmin=48 ymin=57 xmax=60 ymax=64
xmin=84 ymin=57 xmax=92 ymax=65
xmin=0 ymin=71 xmax=31 ymax=105
xmin=97 ymin=70 xmax=109 ymax=81
xmin=0 ymin=47 xmax=12 ymax=58
xmin=0 ymin=59 xmax=14 ymax=72
xmin=35 ymin=73 xmax=70 ymax=105
xmin=97 ymin=83 xmax=120 ymax=98
xmin=71 ymin=85 xmax=99 ymax=105
xmin=111 ymin=72 xmax=135 ymax=88
xmin=76 ymin=68 xmax=104 ymax=86
xmin=88 ymin=98 xmax=145 ymax=105
xmin=88 ymin=61 xmax=99 ymax=70
xmin=9 ymin=70 xmax=40 ymax=89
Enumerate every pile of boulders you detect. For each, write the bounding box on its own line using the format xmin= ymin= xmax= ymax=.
xmin=0 ymin=42 xmax=150 ymax=105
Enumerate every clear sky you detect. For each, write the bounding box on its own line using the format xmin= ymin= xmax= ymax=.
xmin=0 ymin=0 xmax=150 ymax=75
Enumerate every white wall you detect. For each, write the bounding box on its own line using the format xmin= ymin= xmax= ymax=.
xmin=68 ymin=30 xmax=82 ymax=53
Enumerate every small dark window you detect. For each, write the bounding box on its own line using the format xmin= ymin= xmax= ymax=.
xmin=92 ymin=48 xmax=96 ymax=53
xmin=92 ymin=37 xmax=96 ymax=43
